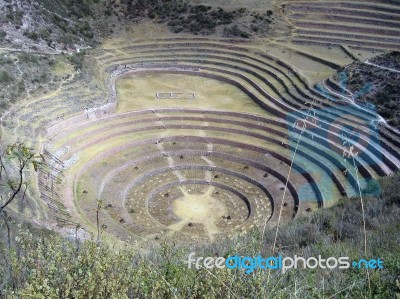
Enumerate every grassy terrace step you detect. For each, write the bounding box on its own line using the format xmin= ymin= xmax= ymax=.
xmin=109 ymin=42 xmax=323 ymax=98
xmin=148 ymin=183 xmax=249 ymax=229
xmin=48 ymin=108 xmax=391 ymax=186
xmin=124 ymin=166 xmax=274 ymax=209
xmin=68 ymin=141 xmax=318 ymax=244
xmin=72 ymin=144 xmax=291 ymax=241
xmin=145 ymin=56 xmax=287 ymax=98
xmin=287 ymin=5 xmax=400 ymax=21
xmin=290 ymin=14 xmax=400 ymax=29
xmin=39 ymin=59 xmax=396 ymax=183
xmin=12 ymin=33 xmax=396 ymax=242
xmin=318 ymin=77 xmax=400 ymax=156
xmin=110 ymin=41 xmax=309 ymax=77
xmin=286 ymin=2 xmax=400 ymax=15
xmin=86 ymin=162 xmax=286 ymax=227
xmin=135 ymin=51 xmax=380 ymax=120
xmin=291 ymin=39 xmax=386 ymax=53
xmin=381 ymin=126 xmax=400 ymax=150
xmin=50 ymin=112 xmax=370 ymax=187
xmin=141 ymin=169 xmax=272 ymax=213
xmin=292 ymin=21 xmax=400 ymax=38
xmin=109 ymin=65 xmax=398 ymax=173
xmin=6 ymin=90 xmax=102 ymax=141
xmin=65 ymin=133 xmax=321 ymax=200
xmin=82 ymin=145 xmax=302 ymax=201
xmin=109 ymin=59 xmax=377 ymax=132
xmin=101 ymin=41 xmax=352 ymax=110
xmin=62 ymin=117 xmax=375 ymax=183
xmin=94 ymin=157 xmax=296 ymax=225
xmin=0 ymin=3 xmax=396 ymax=244
xmin=323 ymin=76 xmax=400 ymax=162
xmin=53 ymin=127 xmax=352 ymax=209
xmin=134 ymin=52 xmax=298 ymax=96
xmin=98 ymin=41 xmax=382 ymax=125
xmin=103 ymin=51 xmax=336 ymax=110
xmin=132 ymin=178 xmax=268 ymax=240
xmin=293 ymin=36 xmax=400 ymax=51
xmin=295 ymin=30 xmax=400 ymax=44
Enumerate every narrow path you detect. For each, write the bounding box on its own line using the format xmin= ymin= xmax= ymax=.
xmin=364 ymin=60 xmax=400 ymax=73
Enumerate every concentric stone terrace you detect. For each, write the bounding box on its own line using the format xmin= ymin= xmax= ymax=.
xmin=285 ymin=1 xmax=400 ymax=52
xmin=31 ymin=36 xmax=400 ymax=243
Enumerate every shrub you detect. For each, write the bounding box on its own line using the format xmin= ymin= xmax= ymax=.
xmin=223 ymin=25 xmax=250 ymax=38
xmin=23 ymin=30 xmax=39 ymax=41
xmin=0 ymin=70 xmax=13 ymax=83
xmin=66 ymin=51 xmax=86 ymax=70
xmin=0 ymin=30 xmax=6 ymax=41
xmin=18 ymin=53 xmax=38 ymax=64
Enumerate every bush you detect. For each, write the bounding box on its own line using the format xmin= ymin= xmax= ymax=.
xmin=66 ymin=51 xmax=86 ymax=70
xmin=0 ymin=173 xmax=398 ymax=297
xmin=0 ymin=30 xmax=6 ymax=41
xmin=0 ymin=70 xmax=13 ymax=83
xmin=124 ymin=0 xmax=243 ymax=35
xmin=23 ymin=30 xmax=39 ymax=41
xmin=223 ymin=25 xmax=250 ymax=38
xmin=18 ymin=53 xmax=39 ymax=64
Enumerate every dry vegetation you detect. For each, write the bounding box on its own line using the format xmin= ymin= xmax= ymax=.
xmin=0 ymin=52 xmax=80 ymax=113
xmin=107 ymin=0 xmax=278 ymax=37
xmin=335 ymin=52 xmax=400 ymax=129
xmin=0 ymin=0 xmax=399 ymax=297
xmin=0 ymin=174 xmax=399 ymax=298
xmin=0 ymin=0 xmax=101 ymax=52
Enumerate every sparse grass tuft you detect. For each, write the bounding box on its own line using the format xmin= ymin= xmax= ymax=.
xmin=0 ymin=174 xmax=399 ymax=298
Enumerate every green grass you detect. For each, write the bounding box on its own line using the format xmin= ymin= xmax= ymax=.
xmin=1 ymin=173 xmax=399 ymax=298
